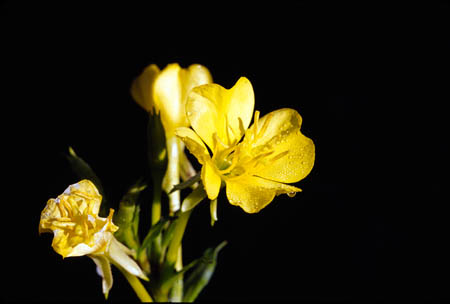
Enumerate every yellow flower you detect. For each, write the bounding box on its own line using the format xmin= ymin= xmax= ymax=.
xmin=39 ymin=180 xmax=148 ymax=298
xmin=131 ymin=63 xmax=212 ymax=135
xmin=175 ymin=77 xmax=315 ymax=213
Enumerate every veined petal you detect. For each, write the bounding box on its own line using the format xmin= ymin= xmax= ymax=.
xmin=187 ymin=83 xmax=224 ymax=151
xmin=225 ymin=175 xmax=301 ymax=213
xmin=131 ymin=64 xmax=160 ymax=112
xmin=245 ymin=108 xmax=315 ymax=183
xmin=201 ymin=162 xmax=222 ymax=200
xmin=227 ymin=77 xmax=255 ymax=141
xmin=90 ymin=255 xmax=113 ymax=299
xmin=187 ymin=77 xmax=255 ymax=151
xmin=175 ymin=127 xmax=210 ymax=165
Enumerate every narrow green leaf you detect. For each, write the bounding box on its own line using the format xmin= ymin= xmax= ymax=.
xmin=137 ymin=217 xmax=170 ymax=260
xmin=160 ymin=218 xmax=178 ymax=256
xmin=183 ymin=241 xmax=227 ymax=302
xmin=169 ymin=172 xmax=201 ymax=194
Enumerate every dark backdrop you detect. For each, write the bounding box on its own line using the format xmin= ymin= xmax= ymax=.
xmin=3 ymin=2 xmax=449 ymax=302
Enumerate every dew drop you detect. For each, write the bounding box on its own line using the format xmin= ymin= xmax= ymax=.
xmin=287 ymin=192 xmax=297 ymax=198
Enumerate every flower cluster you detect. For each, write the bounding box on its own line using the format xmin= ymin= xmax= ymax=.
xmin=40 ymin=62 xmax=315 ymax=302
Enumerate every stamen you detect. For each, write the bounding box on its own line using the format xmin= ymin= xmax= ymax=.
xmin=219 ymin=146 xmax=241 ymax=174
xmin=256 ymin=111 xmax=273 ymax=141
xmin=270 ymin=150 xmax=289 ymax=162
xmin=238 ymin=117 xmax=246 ymax=140
xmin=224 ymin=115 xmax=232 ymax=145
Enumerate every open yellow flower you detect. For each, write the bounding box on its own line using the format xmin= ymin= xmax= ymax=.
xmin=175 ymin=77 xmax=315 ymax=213
xmin=39 ymin=180 xmax=148 ymax=298
xmin=131 ymin=63 xmax=212 ymax=135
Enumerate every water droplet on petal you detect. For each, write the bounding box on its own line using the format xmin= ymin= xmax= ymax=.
xmin=287 ymin=192 xmax=297 ymax=198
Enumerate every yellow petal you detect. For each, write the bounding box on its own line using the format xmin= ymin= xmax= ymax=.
xmin=107 ymin=237 xmax=149 ymax=281
xmin=179 ymin=64 xmax=213 ymax=108
xmin=187 ymin=77 xmax=255 ymax=151
xmin=227 ymin=77 xmax=255 ymax=141
xmin=153 ymin=63 xmax=184 ymax=133
xmin=154 ymin=63 xmax=212 ymax=134
xmin=245 ymin=108 xmax=315 ymax=183
xmin=225 ymin=175 xmax=301 ymax=213
xmin=175 ymin=127 xmax=210 ymax=165
xmin=90 ymin=255 xmax=113 ymax=299
xmin=130 ymin=64 xmax=160 ymax=112
xmin=201 ymin=162 xmax=222 ymax=200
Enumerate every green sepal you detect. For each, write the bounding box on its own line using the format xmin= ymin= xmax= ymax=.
xmin=183 ymin=241 xmax=227 ymax=302
xmin=169 ymin=172 xmax=201 ymax=194
xmin=66 ymin=146 xmax=107 ymax=215
xmin=114 ymin=179 xmax=147 ymax=251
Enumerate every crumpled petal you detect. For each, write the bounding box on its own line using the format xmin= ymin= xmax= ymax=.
xmin=187 ymin=77 xmax=254 ymax=151
xmin=130 ymin=64 xmax=160 ymax=113
xmin=39 ymin=180 xmax=118 ymax=258
xmin=201 ymin=162 xmax=222 ymax=200
xmin=244 ymin=108 xmax=315 ymax=183
xmin=225 ymin=175 xmax=302 ymax=213
xmin=90 ymin=254 xmax=113 ymax=299
xmin=175 ymin=127 xmax=210 ymax=164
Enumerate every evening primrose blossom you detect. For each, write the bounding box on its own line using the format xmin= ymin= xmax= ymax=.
xmin=131 ymin=63 xmax=212 ymax=135
xmin=175 ymin=77 xmax=315 ymax=213
xmin=39 ymin=180 xmax=148 ymax=298
xmin=131 ymin=63 xmax=213 ymax=213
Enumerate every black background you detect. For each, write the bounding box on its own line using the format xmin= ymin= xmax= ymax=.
xmin=3 ymin=1 xmax=449 ymax=302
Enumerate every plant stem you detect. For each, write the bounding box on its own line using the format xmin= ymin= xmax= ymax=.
xmin=150 ymin=176 xmax=162 ymax=265
xmin=119 ymin=267 xmax=153 ymax=302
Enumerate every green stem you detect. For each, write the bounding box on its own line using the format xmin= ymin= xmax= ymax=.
xmin=151 ymin=176 xmax=162 ymax=225
xmin=118 ymin=267 xmax=153 ymax=302
xmin=150 ymin=177 xmax=162 ymax=265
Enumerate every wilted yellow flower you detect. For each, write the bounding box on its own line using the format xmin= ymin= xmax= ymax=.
xmin=131 ymin=63 xmax=212 ymax=135
xmin=176 ymin=77 xmax=315 ymax=213
xmin=39 ymin=180 xmax=148 ymax=298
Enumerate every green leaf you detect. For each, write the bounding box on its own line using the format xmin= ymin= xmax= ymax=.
xmin=137 ymin=217 xmax=170 ymax=260
xmin=183 ymin=241 xmax=228 ymax=302
xmin=159 ymin=256 xmax=202 ymax=295
xmin=169 ymin=172 xmax=201 ymax=194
